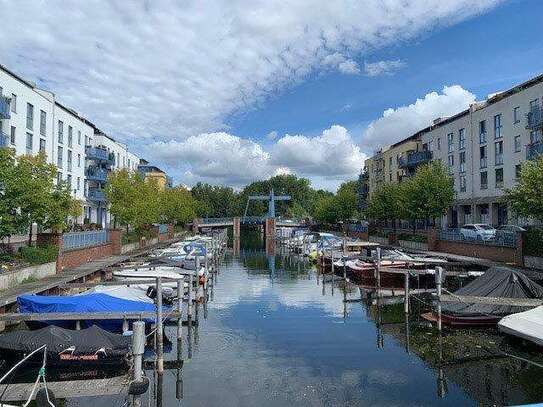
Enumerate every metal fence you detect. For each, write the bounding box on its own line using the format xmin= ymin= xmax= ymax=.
xmin=346 ymin=223 xmax=368 ymax=233
xmin=201 ymin=217 xmax=234 ymax=224
xmin=158 ymin=224 xmax=169 ymax=234
xmin=63 ymin=230 xmax=109 ymax=250
xmin=438 ymin=229 xmax=517 ymax=248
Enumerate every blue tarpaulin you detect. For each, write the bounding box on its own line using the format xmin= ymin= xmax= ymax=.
xmin=17 ymin=293 xmax=158 ymax=332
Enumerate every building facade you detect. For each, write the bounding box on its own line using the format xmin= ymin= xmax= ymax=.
xmin=0 ymin=64 xmax=141 ymax=228
xmin=138 ymin=160 xmax=172 ymax=190
xmin=365 ymin=73 xmax=543 ymax=228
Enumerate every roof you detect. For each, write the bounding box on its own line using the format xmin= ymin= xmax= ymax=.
xmin=138 ymin=164 xmax=165 ymax=174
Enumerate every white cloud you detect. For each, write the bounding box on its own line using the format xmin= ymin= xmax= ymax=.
xmin=0 ymin=0 xmax=500 ymax=145
xmin=364 ymin=59 xmax=406 ymax=77
xmin=322 ymin=53 xmax=360 ymax=75
xmin=149 ymin=125 xmax=364 ymax=189
xmin=361 ymin=85 xmax=477 ymax=150
xmin=338 ymin=60 xmax=361 ymax=75
xmin=272 ymin=125 xmax=366 ymax=177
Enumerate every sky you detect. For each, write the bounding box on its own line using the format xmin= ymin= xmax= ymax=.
xmin=1 ymin=0 xmax=542 ymax=191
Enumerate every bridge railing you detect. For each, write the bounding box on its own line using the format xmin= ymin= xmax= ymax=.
xmin=241 ymin=216 xmax=266 ymax=224
xmin=200 ymin=217 xmax=234 ymax=224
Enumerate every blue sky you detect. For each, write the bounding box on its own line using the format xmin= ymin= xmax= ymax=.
xmin=1 ymin=0 xmax=542 ymax=190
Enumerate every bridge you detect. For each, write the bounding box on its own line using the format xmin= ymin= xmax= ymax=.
xmin=191 ymin=216 xmax=306 ymax=239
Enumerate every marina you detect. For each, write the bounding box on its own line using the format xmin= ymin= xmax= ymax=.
xmin=0 ymin=229 xmax=542 ymax=405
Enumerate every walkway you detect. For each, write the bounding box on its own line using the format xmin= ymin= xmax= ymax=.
xmin=0 ymin=237 xmax=182 ymax=310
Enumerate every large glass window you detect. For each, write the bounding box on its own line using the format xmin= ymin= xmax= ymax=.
xmin=495 ymin=141 xmax=503 ymax=165
xmin=25 ymin=132 xmax=33 ymax=154
xmin=459 ymin=175 xmax=466 ymax=192
xmin=479 ymin=120 xmax=486 ymax=144
xmin=480 ymin=145 xmax=487 ymax=168
xmin=459 ymin=128 xmax=465 ymax=150
xmin=459 ymin=151 xmax=466 ymax=173
xmin=68 ymin=126 xmax=73 ymax=148
xmin=39 ymin=138 xmax=46 ymax=153
xmin=513 ymin=106 xmax=520 ymax=124
xmin=495 ymin=168 xmax=504 ymax=188
xmin=480 ymin=171 xmax=488 ymax=190
xmin=58 ymin=120 xmax=64 ymax=144
xmin=39 ymin=110 xmax=46 ymax=136
xmin=57 ymin=146 xmax=63 ymax=168
xmin=26 ymin=103 xmax=34 ymax=131
xmin=67 ymin=150 xmax=72 ymax=172
xmin=514 ymin=135 xmax=521 ymax=153
xmin=10 ymin=126 xmax=15 ymax=145
xmin=494 ymin=114 xmax=502 ymax=139
xmin=447 ymin=133 xmax=454 ymax=152
xmin=10 ymin=94 xmax=16 ymax=113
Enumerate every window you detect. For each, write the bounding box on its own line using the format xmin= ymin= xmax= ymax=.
xmin=480 ymin=145 xmax=487 ymax=168
xmin=428 ymin=140 xmax=433 ymax=151
xmin=514 ymin=135 xmax=521 ymax=153
xmin=447 ymin=133 xmax=454 ymax=152
xmin=495 ymin=141 xmax=503 ymax=165
xmin=26 ymin=132 xmax=33 ymax=154
xmin=39 ymin=138 xmax=46 ymax=153
xmin=480 ymin=171 xmax=488 ymax=190
xmin=57 ymin=172 xmax=62 ymax=184
xmin=479 ymin=120 xmax=486 ymax=143
xmin=67 ymin=150 xmax=72 ymax=172
xmin=458 ymin=128 xmax=465 ymax=150
xmin=459 ymin=151 xmax=466 ymax=173
xmin=437 ymin=137 xmax=441 ymax=150
xmin=39 ymin=110 xmax=46 ymax=136
xmin=389 ymin=157 xmax=392 ymax=168
xmin=459 ymin=175 xmax=466 ymax=192
xmin=77 ymin=177 xmax=81 ymax=190
xmin=494 ymin=114 xmax=502 ymax=139
xmin=77 ymin=153 xmax=81 ymax=167
xmin=68 ymin=126 xmax=73 ymax=148
xmin=78 ymin=130 xmax=81 ymax=145
xmin=58 ymin=120 xmax=64 ymax=144
xmin=26 ymin=103 xmax=34 ymax=130
xmin=530 ymin=98 xmax=540 ymax=110
xmin=10 ymin=94 xmax=16 ymax=113
xmin=10 ymin=126 xmax=15 ymax=145
xmin=84 ymin=135 xmax=88 ymax=146
xmin=515 ymin=164 xmax=521 ymax=179
xmin=57 ymin=146 xmax=63 ymax=168
xmin=513 ymin=106 xmax=520 ymax=124
xmin=495 ymin=168 xmax=504 ymax=188
xmin=448 ymin=154 xmax=454 ymax=168
xmin=67 ymin=174 xmax=72 ymax=190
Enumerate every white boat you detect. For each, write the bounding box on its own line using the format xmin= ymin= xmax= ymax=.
xmin=498 ymin=306 xmax=543 ymax=346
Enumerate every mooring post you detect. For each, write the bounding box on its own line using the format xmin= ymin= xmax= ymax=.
xmin=132 ymin=320 xmax=145 ymax=382
xmin=177 ymin=279 xmax=183 ymax=340
xmin=156 ymin=277 xmax=164 ymax=374
xmin=122 ymin=318 xmax=129 ymax=334
xmin=376 ymin=247 xmax=382 ymax=297
xmin=436 ymin=266 xmax=443 ymax=332
xmin=404 ymin=271 xmax=409 ymax=314
xmin=188 ymin=271 xmax=193 ymax=320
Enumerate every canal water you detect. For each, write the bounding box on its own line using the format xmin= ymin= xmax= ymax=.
xmin=27 ymin=234 xmax=543 ymax=406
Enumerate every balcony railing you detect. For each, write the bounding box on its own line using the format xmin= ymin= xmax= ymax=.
xmin=86 ymin=167 xmax=108 ymax=182
xmin=85 ymin=146 xmax=115 ymax=166
xmin=87 ymin=188 xmax=107 ymax=202
xmin=0 ymin=96 xmax=11 ymax=120
xmin=527 ymin=106 xmax=543 ymax=131
xmin=527 ymin=142 xmax=543 ymax=160
xmin=398 ymin=150 xmax=433 ymax=169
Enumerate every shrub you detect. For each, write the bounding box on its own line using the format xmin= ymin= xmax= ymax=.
xmin=524 ymin=227 xmax=543 ymax=257
xmin=18 ymin=245 xmax=58 ymax=265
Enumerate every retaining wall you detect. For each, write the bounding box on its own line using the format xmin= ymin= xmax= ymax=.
xmin=0 ymin=262 xmax=56 ymax=291
xmin=525 ymin=256 xmax=543 ymax=270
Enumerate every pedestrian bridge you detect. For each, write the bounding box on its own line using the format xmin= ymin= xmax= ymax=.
xmin=192 ymin=216 xmax=305 ymax=229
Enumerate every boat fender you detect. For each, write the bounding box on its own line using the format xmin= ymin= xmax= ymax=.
xmin=128 ymin=376 xmax=150 ymax=396
xmin=36 ymin=388 xmax=57 ymax=406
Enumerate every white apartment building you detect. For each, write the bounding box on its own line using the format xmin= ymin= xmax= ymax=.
xmin=0 ymin=64 xmax=140 ymax=228
xmin=419 ymin=74 xmax=543 ymax=227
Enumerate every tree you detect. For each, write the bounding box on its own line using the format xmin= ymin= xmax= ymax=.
xmin=0 ymin=148 xmax=23 ymax=240
xmin=160 ymin=186 xmax=197 ymax=225
xmin=313 ymin=180 xmax=359 ymax=226
xmin=191 ymin=183 xmax=239 ymax=218
xmin=404 ymin=161 xmax=454 ymax=226
xmin=106 ymin=169 xmax=140 ymax=229
xmin=505 ymin=157 xmax=543 ymax=222
xmin=365 ymin=182 xmax=405 ymax=227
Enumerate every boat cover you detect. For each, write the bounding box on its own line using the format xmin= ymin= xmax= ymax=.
xmin=498 ymin=306 xmax=543 ymax=346
xmin=18 ymin=293 xmax=157 ymax=330
xmin=0 ymin=325 xmax=130 ymax=356
xmin=84 ymin=285 xmax=154 ymax=303
xmin=442 ymin=266 xmax=543 ymax=317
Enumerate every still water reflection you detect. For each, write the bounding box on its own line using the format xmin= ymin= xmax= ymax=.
xmin=46 ymin=235 xmax=543 ymax=405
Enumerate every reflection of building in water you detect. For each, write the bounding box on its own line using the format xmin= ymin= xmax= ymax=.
xmin=365 ymin=301 xmax=541 ymax=406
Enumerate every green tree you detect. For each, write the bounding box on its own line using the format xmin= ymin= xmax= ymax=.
xmin=365 ymin=182 xmax=405 ymax=227
xmin=191 ymin=183 xmax=239 ymax=218
xmin=0 ymin=148 xmax=23 ymax=240
xmin=404 ymin=161 xmax=454 ymax=226
xmin=106 ymin=169 xmax=140 ymax=229
xmin=160 ymin=186 xmax=197 ymax=225
xmin=505 ymin=157 xmax=543 ymax=222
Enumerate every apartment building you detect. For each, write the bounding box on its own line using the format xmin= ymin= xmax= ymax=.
xmin=138 ymin=159 xmax=173 ymax=190
xmin=364 ymin=73 xmax=543 ymax=228
xmin=0 ymin=64 xmax=141 ymax=227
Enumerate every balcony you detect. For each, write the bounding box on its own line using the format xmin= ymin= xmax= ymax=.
xmin=527 ymin=106 xmax=543 ymax=131
xmin=0 ymin=130 xmax=8 ymax=147
xmin=0 ymin=96 xmax=11 ymax=120
xmin=87 ymin=188 xmax=107 ymax=203
xmin=86 ymin=167 xmax=108 ymax=183
xmin=85 ymin=146 xmax=115 ymax=166
xmin=527 ymin=142 xmax=543 ymax=160
xmin=398 ymin=150 xmax=433 ymax=169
